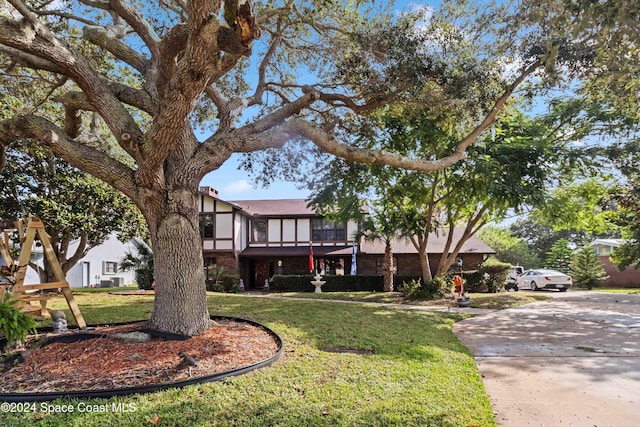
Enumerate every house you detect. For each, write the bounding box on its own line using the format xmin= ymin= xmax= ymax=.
xmin=19 ymin=233 xmax=137 ymax=288
xmin=198 ymin=187 xmax=496 ymax=288
xmin=65 ymin=235 xmax=138 ymax=288
xmin=592 ymin=239 xmax=640 ymax=287
xmin=358 ymin=230 xmax=496 ymax=277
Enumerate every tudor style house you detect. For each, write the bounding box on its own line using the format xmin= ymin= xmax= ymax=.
xmin=198 ymin=186 xmax=495 ymax=288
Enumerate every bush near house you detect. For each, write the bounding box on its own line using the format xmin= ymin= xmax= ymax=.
xmin=271 ymin=275 xmax=427 ymax=292
xmin=461 ymin=259 xmax=511 ymax=293
xmin=272 ymin=275 xmax=383 ymax=292
xmin=401 ymin=277 xmax=446 ymax=299
xmin=482 ymin=258 xmax=512 ymax=293
xmin=206 ymin=274 xmax=241 ymax=292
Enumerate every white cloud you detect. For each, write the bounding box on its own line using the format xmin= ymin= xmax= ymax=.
xmin=224 ymin=179 xmax=252 ymax=193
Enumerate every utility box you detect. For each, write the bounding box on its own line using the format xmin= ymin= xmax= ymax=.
xmin=100 ymin=279 xmax=113 ymax=288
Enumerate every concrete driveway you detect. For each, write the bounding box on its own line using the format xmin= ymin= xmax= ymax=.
xmin=454 ymin=291 xmax=640 ymax=426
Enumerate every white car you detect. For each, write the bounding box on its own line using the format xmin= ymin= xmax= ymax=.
xmin=517 ymin=269 xmax=572 ymax=292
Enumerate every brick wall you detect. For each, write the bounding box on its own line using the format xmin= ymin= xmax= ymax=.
xmin=600 ymin=256 xmax=640 ymax=287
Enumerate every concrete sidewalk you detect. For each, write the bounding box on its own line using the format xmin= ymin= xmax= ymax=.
xmin=454 ymin=291 xmax=640 ymax=426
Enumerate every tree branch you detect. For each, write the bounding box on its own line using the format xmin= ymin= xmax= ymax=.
xmin=53 ymin=82 xmax=157 ymax=116
xmin=0 ymin=45 xmax=66 ymax=74
xmin=83 ymin=25 xmax=148 ymax=73
xmin=101 ymin=0 xmax=160 ymax=59
xmin=63 ymin=233 xmax=90 ymax=274
xmin=0 ymin=15 xmax=145 ymax=160
xmin=0 ymin=115 xmax=138 ymax=202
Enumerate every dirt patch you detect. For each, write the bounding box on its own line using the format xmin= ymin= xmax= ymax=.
xmin=0 ymin=320 xmax=279 ymax=393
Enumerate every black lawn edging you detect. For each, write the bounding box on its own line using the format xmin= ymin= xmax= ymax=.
xmin=0 ymin=315 xmax=283 ymax=402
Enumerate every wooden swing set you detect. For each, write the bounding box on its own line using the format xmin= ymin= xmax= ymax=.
xmin=0 ymin=217 xmax=86 ymax=329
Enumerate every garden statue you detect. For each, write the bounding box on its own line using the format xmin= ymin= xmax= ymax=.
xmin=51 ymin=310 xmax=68 ymax=333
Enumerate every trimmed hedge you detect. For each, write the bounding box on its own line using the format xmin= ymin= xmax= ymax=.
xmin=270 ymin=275 xmax=426 ymax=292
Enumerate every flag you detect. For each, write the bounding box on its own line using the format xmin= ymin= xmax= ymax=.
xmin=309 ymin=241 xmax=314 ymax=273
xmin=350 ymin=242 xmax=357 ymax=275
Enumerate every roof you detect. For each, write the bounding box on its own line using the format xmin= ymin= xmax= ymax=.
xmin=229 ymin=199 xmax=316 ymax=217
xmin=241 ymin=246 xmax=353 ymax=257
xmin=591 ymin=239 xmax=625 ymax=248
xmin=359 ymin=228 xmax=495 ymax=255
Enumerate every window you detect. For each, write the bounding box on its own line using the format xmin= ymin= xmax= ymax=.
xmin=103 ymin=261 xmax=118 ymax=275
xmin=311 ymin=219 xmax=346 ymax=241
xmin=252 ymin=219 xmax=267 ymax=242
xmin=203 ymin=257 xmax=218 ymax=281
xmin=199 ymin=214 xmax=214 ymax=238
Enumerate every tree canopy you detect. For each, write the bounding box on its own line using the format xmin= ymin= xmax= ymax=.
xmin=0 ymin=0 xmax=638 ymax=334
xmin=0 ymin=141 xmax=144 ymax=281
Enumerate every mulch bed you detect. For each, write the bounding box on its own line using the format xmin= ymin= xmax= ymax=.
xmin=0 ymin=320 xmax=279 ymax=393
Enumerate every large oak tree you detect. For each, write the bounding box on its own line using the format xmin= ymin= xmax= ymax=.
xmin=0 ymin=0 xmax=633 ymax=335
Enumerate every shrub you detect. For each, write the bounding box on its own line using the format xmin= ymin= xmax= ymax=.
xmin=570 ymin=245 xmax=609 ymax=290
xmin=0 ymin=294 xmax=38 ymax=348
xmin=463 ymin=270 xmax=486 ymax=293
xmin=206 ymin=274 xmax=241 ymax=292
xmin=271 ymin=275 xmax=384 ymax=292
xmin=480 ymin=258 xmax=512 ymax=293
xmin=135 ymin=268 xmax=154 ymax=290
xmin=402 ymin=278 xmax=441 ymax=300
xmin=208 ymin=282 xmax=225 ymax=292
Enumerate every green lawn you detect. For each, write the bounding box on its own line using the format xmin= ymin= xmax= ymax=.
xmin=275 ymin=290 xmax=550 ymax=310
xmin=4 ymin=290 xmax=496 ymax=426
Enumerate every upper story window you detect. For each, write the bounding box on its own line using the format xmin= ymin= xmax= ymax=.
xmin=252 ymin=219 xmax=267 ymax=242
xmin=199 ymin=214 xmax=214 ymax=238
xmin=311 ymin=219 xmax=346 ymax=241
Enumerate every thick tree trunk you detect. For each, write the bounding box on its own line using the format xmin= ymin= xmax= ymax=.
xmin=146 ymin=188 xmax=213 ymax=336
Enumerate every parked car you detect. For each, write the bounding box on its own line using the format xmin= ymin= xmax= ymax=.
xmin=505 ymin=265 xmax=524 ymax=291
xmin=517 ymin=269 xmax=572 ymax=292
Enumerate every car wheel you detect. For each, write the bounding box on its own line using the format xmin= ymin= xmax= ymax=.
xmin=531 ymin=281 xmax=537 ymax=291
xmin=559 ymin=287 xmax=567 ymax=292
xmin=514 ymin=285 xmax=519 ymax=291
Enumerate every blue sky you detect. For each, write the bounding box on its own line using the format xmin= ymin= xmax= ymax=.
xmin=200 ymin=157 xmax=309 ymax=201
xmin=200 ymin=1 xmax=434 ymax=201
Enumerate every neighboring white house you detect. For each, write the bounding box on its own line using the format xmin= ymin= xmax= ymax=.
xmin=22 ymin=233 xmax=137 ymax=288
xmin=66 ymin=234 xmax=138 ymax=288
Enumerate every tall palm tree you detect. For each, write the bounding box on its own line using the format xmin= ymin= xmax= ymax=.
xmin=359 ymin=213 xmax=399 ymax=292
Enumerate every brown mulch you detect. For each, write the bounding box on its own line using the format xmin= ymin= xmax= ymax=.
xmin=0 ymin=320 xmax=279 ymax=393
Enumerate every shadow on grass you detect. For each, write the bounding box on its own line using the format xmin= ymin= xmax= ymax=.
xmin=207 ymin=294 xmax=469 ymax=362
xmin=45 ymin=293 xmax=468 ymax=362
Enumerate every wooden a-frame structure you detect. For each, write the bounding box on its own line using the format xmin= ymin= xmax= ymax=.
xmin=0 ymin=218 xmax=86 ymax=329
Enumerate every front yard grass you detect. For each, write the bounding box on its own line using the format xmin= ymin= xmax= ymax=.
xmin=277 ymin=290 xmax=550 ymax=310
xmin=5 ymin=290 xmax=496 ymax=427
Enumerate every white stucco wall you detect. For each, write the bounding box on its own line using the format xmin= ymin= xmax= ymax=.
xmin=65 ymin=234 xmax=137 ymax=288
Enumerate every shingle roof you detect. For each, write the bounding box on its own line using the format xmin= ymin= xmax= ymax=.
xmin=360 ymin=228 xmax=495 ymax=255
xmin=229 ymin=199 xmax=316 ymax=216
